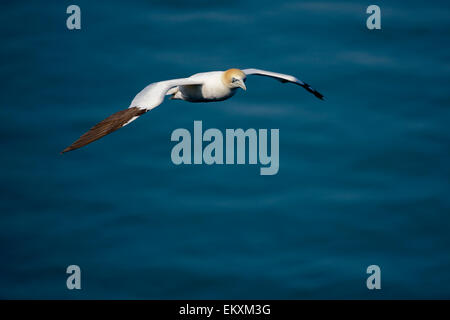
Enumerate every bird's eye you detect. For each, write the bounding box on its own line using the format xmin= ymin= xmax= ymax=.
xmin=232 ymin=77 xmax=237 ymax=82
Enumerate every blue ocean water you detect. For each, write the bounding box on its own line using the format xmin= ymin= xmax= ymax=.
xmin=0 ymin=0 xmax=449 ymax=299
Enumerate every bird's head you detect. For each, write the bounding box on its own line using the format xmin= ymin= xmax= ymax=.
xmin=223 ymin=68 xmax=247 ymax=91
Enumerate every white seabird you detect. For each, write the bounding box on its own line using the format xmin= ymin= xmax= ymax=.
xmin=62 ymin=68 xmax=323 ymax=153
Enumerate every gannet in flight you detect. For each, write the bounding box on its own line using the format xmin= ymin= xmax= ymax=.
xmin=62 ymin=68 xmax=323 ymax=153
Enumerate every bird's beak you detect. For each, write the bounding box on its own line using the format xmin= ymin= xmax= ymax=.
xmin=237 ymin=79 xmax=247 ymax=91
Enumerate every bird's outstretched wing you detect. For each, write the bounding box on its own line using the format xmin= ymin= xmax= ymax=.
xmin=61 ymin=78 xmax=204 ymax=153
xmin=242 ymin=68 xmax=324 ymax=100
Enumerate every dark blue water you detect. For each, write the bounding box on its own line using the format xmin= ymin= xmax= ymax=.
xmin=1 ymin=0 xmax=449 ymax=299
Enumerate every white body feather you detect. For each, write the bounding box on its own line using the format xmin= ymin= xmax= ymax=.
xmin=181 ymin=71 xmax=236 ymax=102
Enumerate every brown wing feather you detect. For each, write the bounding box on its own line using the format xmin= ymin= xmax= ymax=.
xmin=61 ymin=107 xmax=147 ymax=154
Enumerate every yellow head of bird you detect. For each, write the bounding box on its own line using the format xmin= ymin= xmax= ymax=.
xmin=223 ymin=68 xmax=247 ymax=90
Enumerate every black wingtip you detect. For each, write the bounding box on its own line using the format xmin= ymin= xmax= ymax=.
xmin=314 ymin=91 xmax=325 ymax=100
xmin=307 ymin=87 xmax=325 ymax=100
xmin=302 ymin=82 xmax=324 ymax=100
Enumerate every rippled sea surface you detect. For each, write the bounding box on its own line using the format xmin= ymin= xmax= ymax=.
xmin=1 ymin=0 xmax=449 ymax=299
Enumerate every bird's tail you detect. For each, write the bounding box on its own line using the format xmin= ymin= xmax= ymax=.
xmin=61 ymin=107 xmax=147 ymax=154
